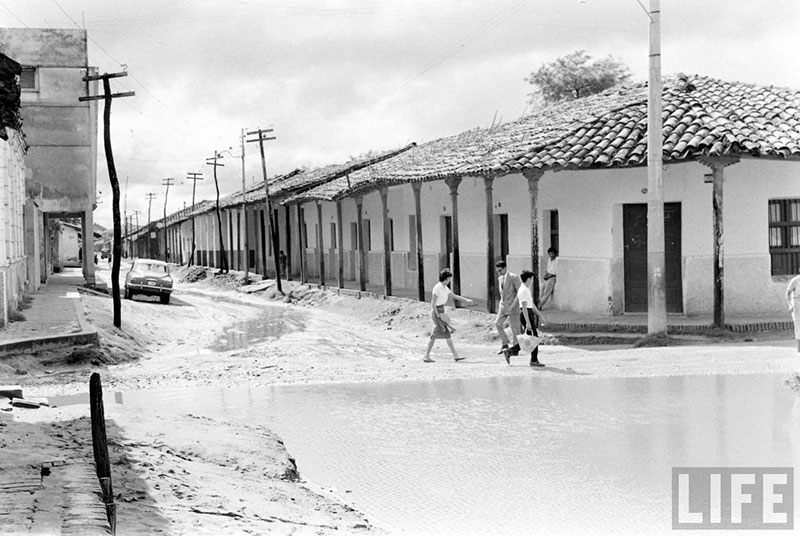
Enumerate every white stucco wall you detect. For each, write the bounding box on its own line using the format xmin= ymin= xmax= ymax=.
xmin=182 ymin=157 xmax=799 ymax=318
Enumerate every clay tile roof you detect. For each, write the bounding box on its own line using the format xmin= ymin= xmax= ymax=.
xmin=219 ymin=143 xmax=416 ymax=209
xmin=504 ymin=75 xmax=800 ymax=172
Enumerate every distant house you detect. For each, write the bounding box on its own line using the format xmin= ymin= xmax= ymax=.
xmin=52 ymin=221 xmax=82 ymax=270
xmin=0 ymin=52 xmax=26 ymax=327
xmin=0 ymin=28 xmax=99 ymax=287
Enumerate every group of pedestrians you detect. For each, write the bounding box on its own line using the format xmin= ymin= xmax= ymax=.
xmin=423 ymin=249 xmax=559 ymax=366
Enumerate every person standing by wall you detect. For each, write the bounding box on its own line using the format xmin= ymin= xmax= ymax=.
xmin=539 ymin=247 xmax=558 ymax=310
xmin=494 ymin=260 xmax=522 ymax=357
xmin=278 ymin=250 xmax=287 ymax=278
xmin=786 ymin=269 xmax=800 ymax=352
xmin=424 ymin=268 xmax=472 ymax=362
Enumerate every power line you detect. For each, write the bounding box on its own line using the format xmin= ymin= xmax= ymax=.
xmin=0 ymin=2 xmax=30 ymax=26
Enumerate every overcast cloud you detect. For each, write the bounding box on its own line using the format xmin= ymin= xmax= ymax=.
xmin=1 ymin=0 xmax=798 ymax=228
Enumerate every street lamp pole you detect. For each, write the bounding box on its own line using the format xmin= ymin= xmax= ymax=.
xmin=646 ymin=0 xmax=667 ymax=334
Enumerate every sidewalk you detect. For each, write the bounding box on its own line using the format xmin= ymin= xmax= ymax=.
xmin=298 ymin=277 xmax=795 ymax=334
xmin=0 ymin=267 xmax=109 ymax=534
xmin=0 ymin=268 xmax=98 ymax=356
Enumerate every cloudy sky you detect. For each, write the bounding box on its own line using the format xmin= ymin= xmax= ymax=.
xmin=2 ymin=0 xmax=799 ymax=228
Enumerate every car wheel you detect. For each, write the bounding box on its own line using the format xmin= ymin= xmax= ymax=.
xmin=160 ymin=294 xmax=170 ymax=305
xmin=124 ymin=288 xmax=132 ymax=300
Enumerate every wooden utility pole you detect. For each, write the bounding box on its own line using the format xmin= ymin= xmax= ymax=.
xmin=145 ymin=193 xmax=157 ymax=259
xmin=186 ymin=172 xmax=203 ymax=266
xmin=79 ymin=71 xmax=134 ymax=329
xmin=162 ymin=177 xmax=174 ymax=262
xmin=132 ymin=210 xmax=140 ymax=258
xmin=237 ymin=130 xmax=249 ymax=281
xmin=246 ymin=127 xmax=281 ymax=292
xmin=123 ymin=175 xmax=129 ymax=258
xmin=647 ymin=0 xmax=667 ymax=335
xmin=206 ymin=152 xmax=229 ymax=273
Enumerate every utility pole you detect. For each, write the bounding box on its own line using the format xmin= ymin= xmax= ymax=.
xmin=186 ymin=171 xmax=203 ymax=267
xmin=238 ymin=130 xmax=249 ymax=281
xmin=206 ymin=152 xmax=229 ymax=273
xmin=146 ymin=192 xmax=157 ymax=260
xmin=162 ymin=177 xmax=174 ymax=262
xmin=123 ymin=175 xmax=129 ymax=258
xmin=646 ymin=0 xmax=667 ymax=335
xmin=79 ymin=70 xmax=135 ymax=329
xmin=246 ymin=126 xmax=280 ymax=293
xmin=132 ymin=210 xmax=140 ymax=258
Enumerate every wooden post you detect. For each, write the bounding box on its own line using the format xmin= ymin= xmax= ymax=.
xmin=285 ymin=207 xmax=292 ymax=280
xmin=355 ymin=195 xmax=367 ymax=291
xmin=701 ymin=156 xmax=739 ymax=328
xmin=411 ymin=182 xmax=425 ymax=302
xmin=316 ymin=201 xmax=325 ymax=287
xmin=90 ymin=373 xmax=116 ymax=534
xmin=205 ymin=152 xmax=228 ymax=273
xmin=484 ymin=175 xmax=497 ymax=314
xmin=79 ymin=71 xmax=134 ymax=329
xmin=297 ymin=205 xmax=307 ymax=283
xmin=337 ymin=200 xmax=344 ymax=288
xmin=445 ymin=177 xmax=462 ymax=301
xmin=712 ymin=167 xmax=724 ymax=328
xmin=379 ymin=187 xmax=392 ymax=296
xmin=523 ymin=169 xmax=544 ymax=305
xmin=246 ymin=127 xmax=280 ymax=291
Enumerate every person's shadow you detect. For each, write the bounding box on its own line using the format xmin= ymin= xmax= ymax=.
xmin=532 ymin=365 xmax=592 ymax=376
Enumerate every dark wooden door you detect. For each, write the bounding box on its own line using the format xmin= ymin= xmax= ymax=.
xmin=623 ymin=203 xmax=682 ymax=313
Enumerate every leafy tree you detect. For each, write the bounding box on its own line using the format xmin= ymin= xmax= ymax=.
xmin=526 ymin=50 xmax=631 ymax=106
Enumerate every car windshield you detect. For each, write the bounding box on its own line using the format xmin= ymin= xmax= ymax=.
xmin=136 ymin=263 xmax=168 ymax=274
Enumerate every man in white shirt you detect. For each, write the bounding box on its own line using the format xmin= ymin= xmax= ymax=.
xmin=539 ymin=247 xmax=558 ymax=310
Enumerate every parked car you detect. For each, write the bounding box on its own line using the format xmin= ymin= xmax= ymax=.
xmin=124 ymin=259 xmax=173 ymax=304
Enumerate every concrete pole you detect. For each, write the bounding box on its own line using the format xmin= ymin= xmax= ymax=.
xmin=647 ymin=0 xmax=667 ymax=335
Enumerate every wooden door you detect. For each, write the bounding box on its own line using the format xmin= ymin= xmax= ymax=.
xmin=623 ymin=203 xmax=682 ymax=313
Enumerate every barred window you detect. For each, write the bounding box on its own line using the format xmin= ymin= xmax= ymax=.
xmin=20 ymin=66 xmax=37 ymax=90
xmin=768 ymin=199 xmax=800 ymax=275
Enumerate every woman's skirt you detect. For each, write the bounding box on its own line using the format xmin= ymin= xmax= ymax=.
xmin=431 ymin=305 xmax=452 ymax=339
xmin=793 ymin=303 xmax=800 ymax=340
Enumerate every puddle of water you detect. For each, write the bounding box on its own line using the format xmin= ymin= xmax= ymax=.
xmin=209 ymin=306 xmax=305 ymax=352
xmin=92 ymin=373 xmax=800 ymax=535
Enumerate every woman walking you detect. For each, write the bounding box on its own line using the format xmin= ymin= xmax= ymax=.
xmin=424 ymin=268 xmax=473 ymax=362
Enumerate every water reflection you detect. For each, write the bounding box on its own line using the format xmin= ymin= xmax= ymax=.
xmin=99 ymin=373 xmax=800 ymax=535
xmin=208 ymin=307 xmax=304 ymax=352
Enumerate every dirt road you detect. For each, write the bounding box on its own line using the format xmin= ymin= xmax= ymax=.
xmin=4 ymin=265 xmax=800 ymax=535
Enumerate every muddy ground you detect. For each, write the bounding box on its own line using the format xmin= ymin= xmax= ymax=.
xmin=2 ymin=264 xmax=799 ymax=535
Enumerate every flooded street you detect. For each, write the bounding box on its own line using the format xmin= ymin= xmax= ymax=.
xmin=92 ymin=372 xmax=800 ymax=535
